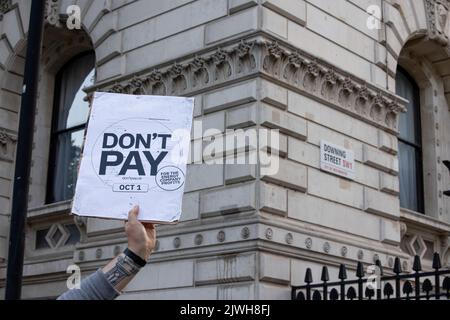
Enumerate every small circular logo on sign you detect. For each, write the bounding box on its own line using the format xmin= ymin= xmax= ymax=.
xmin=155 ymin=166 xmax=185 ymax=191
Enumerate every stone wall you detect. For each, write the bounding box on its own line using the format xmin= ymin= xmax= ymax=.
xmin=0 ymin=0 xmax=449 ymax=299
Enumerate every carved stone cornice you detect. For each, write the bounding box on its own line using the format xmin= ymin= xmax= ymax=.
xmin=425 ymin=0 xmax=450 ymax=45
xmin=0 ymin=0 xmax=12 ymax=15
xmin=90 ymin=39 xmax=406 ymax=134
xmin=101 ymin=40 xmax=259 ymax=98
xmin=259 ymin=41 xmax=406 ymax=133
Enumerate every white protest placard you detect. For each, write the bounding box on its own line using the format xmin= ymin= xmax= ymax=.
xmin=320 ymin=140 xmax=355 ymax=180
xmin=72 ymin=92 xmax=194 ymax=223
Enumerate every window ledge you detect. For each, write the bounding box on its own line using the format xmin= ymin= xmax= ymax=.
xmin=27 ymin=200 xmax=72 ymax=221
xmin=400 ymin=208 xmax=450 ymax=235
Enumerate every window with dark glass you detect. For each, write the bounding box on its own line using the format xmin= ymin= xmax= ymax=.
xmin=395 ymin=67 xmax=424 ymax=213
xmin=46 ymin=52 xmax=95 ymax=204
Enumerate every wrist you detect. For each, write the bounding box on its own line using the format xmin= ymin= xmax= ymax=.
xmin=124 ymin=247 xmax=148 ymax=266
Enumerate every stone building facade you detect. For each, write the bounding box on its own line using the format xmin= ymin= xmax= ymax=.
xmin=0 ymin=0 xmax=449 ymax=299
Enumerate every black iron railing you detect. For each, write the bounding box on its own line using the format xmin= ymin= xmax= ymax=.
xmin=291 ymin=253 xmax=450 ymax=300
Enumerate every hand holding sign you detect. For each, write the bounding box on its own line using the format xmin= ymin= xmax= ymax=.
xmin=126 ymin=206 xmax=156 ymax=261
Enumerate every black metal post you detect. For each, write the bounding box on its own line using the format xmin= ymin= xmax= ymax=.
xmin=413 ymin=255 xmax=422 ymax=301
xmin=356 ymin=262 xmax=364 ymax=300
xmin=444 ymin=161 xmax=450 ymax=197
xmin=393 ymin=257 xmax=402 ymax=300
xmin=375 ymin=259 xmax=383 ymax=300
xmin=291 ymin=252 xmax=450 ymax=301
xmin=339 ymin=264 xmax=347 ymax=301
xmin=321 ymin=266 xmax=329 ymax=301
xmin=4 ymin=0 xmax=46 ymax=300
xmin=433 ymin=253 xmax=442 ymax=300
xmin=304 ymin=268 xmax=312 ymax=300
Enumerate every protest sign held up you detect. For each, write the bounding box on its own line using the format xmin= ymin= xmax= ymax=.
xmin=72 ymin=92 xmax=194 ymax=224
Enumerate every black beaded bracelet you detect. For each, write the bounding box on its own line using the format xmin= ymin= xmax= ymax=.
xmin=123 ymin=248 xmax=147 ymax=267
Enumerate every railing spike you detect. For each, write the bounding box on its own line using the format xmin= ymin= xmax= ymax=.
xmin=304 ymin=268 xmax=313 ymax=284
xmin=393 ymin=257 xmax=402 ymax=274
xmin=338 ymin=264 xmax=347 ymax=280
xmin=432 ymin=252 xmax=442 ymax=270
xmin=412 ymin=255 xmax=422 ymax=272
xmin=321 ymin=266 xmax=329 ymax=282
xmin=291 ymin=251 xmax=450 ymax=301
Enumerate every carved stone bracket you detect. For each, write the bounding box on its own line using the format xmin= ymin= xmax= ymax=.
xmin=425 ymin=0 xmax=450 ymax=45
xmin=0 ymin=129 xmax=17 ymax=159
xmin=93 ymin=39 xmax=406 ymax=134
xmin=439 ymin=235 xmax=450 ymax=265
xmin=45 ymin=0 xmax=61 ymax=27
xmin=74 ymin=215 xmax=88 ymax=243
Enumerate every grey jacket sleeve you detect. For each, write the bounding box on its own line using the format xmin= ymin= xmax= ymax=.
xmin=57 ymin=269 xmax=120 ymax=300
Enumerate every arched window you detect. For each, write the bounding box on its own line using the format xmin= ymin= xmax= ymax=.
xmin=396 ymin=67 xmax=424 ymax=213
xmin=46 ymin=52 xmax=95 ymax=204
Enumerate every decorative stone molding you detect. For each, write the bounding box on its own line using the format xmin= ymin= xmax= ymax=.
xmin=404 ymin=234 xmax=428 ymax=258
xmin=173 ymin=237 xmax=181 ymax=248
xmin=241 ymin=227 xmax=250 ymax=239
xmin=305 ymin=237 xmax=312 ymax=249
xmin=74 ymin=216 xmax=87 ymax=242
xmin=93 ymin=39 xmax=406 ymax=134
xmin=0 ymin=0 xmax=12 ymax=15
xmin=400 ymin=222 xmax=408 ymax=239
xmin=103 ymin=40 xmax=259 ymax=97
xmin=194 ymin=234 xmax=203 ymax=245
xmin=45 ymin=0 xmax=61 ymax=27
xmin=33 ymin=222 xmax=81 ymax=251
xmin=78 ymin=250 xmax=85 ymax=261
xmin=285 ymin=233 xmax=293 ymax=245
xmin=0 ymin=129 xmax=17 ymax=160
xmin=260 ymin=41 xmax=406 ymax=133
xmin=44 ymin=223 xmax=69 ymax=249
xmin=95 ymin=248 xmax=102 ymax=259
xmin=265 ymin=227 xmax=273 ymax=240
xmin=217 ymin=230 xmax=226 ymax=243
xmin=373 ymin=254 xmax=380 ymax=263
xmin=402 ymin=260 xmax=409 ymax=271
xmin=69 ymin=223 xmax=406 ymax=270
xmin=388 ymin=256 xmax=394 ymax=267
xmin=357 ymin=249 xmax=364 ymax=260
xmin=439 ymin=236 xmax=449 ymax=264
xmin=425 ymin=0 xmax=450 ymax=45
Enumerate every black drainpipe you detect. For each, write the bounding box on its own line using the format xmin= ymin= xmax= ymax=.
xmin=5 ymin=0 xmax=46 ymax=300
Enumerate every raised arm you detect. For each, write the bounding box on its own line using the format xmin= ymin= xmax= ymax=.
xmin=58 ymin=206 xmax=156 ymax=300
